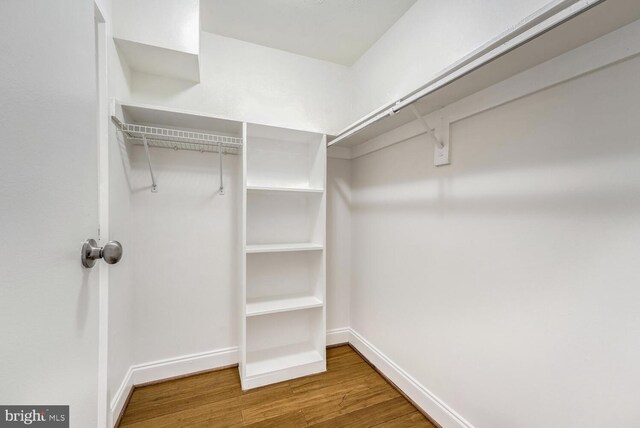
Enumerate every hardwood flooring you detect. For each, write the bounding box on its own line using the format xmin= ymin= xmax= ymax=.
xmin=118 ymin=345 xmax=436 ymax=427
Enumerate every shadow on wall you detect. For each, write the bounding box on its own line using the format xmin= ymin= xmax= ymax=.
xmin=130 ymin=70 xmax=198 ymax=99
xmin=127 ymin=145 xmax=233 ymax=197
xmin=350 ymin=56 xmax=640 ymax=216
xmin=114 ymin=124 xmax=134 ymax=192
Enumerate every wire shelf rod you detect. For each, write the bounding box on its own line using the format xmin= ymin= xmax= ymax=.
xmin=111 ymin=116 xmax=242 ymax=193
xmin=111 ymin=117 xmax=243 ymax=154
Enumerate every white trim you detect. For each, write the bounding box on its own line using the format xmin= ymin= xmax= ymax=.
xmin=326 ymin=327 xmax=350 ymax=346
xmin=109 ymin=347 xmax=239 ymax=426
xmin=109 ymin=327 xmax=343 ymax=424
xmin=109 ymin=366 xmax=133 ymax=426
xmin=131 ymin=347 xmax=239 ymax=386
xmin=348 ymin=17 xmax=640 ymax=160
xmin=349 ymin=329 xmax=475 ymax=428
xmin=108 ymin=330 xmax=475 ymax=428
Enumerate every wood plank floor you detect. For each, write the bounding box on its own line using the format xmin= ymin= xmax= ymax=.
xmin=118 ymin=345 xmax=436 ymax=427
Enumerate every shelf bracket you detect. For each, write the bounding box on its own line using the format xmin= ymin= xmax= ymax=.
xmin=409 ymin=104 xmax=450 ymax=166
xmin=218 ymin=142 xmax=224 ymax=195
xmin=142 ymin=134 xmax=158 ymax=193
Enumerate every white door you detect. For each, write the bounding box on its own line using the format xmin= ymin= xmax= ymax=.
xmin=0 ymin=1 xmax=108 ymax=427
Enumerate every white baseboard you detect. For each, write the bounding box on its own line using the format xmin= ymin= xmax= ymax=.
xmin=110 ymin=329 xmax=469 ymax=428
xmin=109 ymin=329 xmax=349 ymax=425
xmin=110 ymin=366 xmax=133 ymax=427
xmin=348 ymin=329 xmax=474 ymax=428
xmin=326 ymin=327 xmax=350 ymax=346
xmin=109 ymin=346 xmax=238 ymax=426
xmin=130 ymin=347 xmax=239 ymax=386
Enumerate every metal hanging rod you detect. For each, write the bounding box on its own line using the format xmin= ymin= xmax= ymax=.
xmin=328 ymin=0 xmax=597 ymax=147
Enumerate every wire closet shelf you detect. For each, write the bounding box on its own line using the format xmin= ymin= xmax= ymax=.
xmin=111 ymin=116 xmax=242 ymax=194
xmin=113 ymin=119 xmax=243 ymax=154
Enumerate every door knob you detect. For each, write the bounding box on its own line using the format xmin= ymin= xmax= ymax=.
xmin=81 ymin=239 xmax=123 ymax=268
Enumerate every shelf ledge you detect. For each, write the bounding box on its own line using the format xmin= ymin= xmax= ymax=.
xmin=246 ymin=243 xmax=324 ymax=254
xmin=246 ymin=296 xmax=323 ymax=317
xmin=247 ymin=186 xmax=324 ymax=193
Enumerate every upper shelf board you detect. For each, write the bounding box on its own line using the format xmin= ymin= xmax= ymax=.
xmin=116 ymin=101 xmax=244 ymax=137
xmin=247 ymin=186 xmax=324 ymax=193
xmin=114 ymin=38 xmax=200 ymax=83
xmin=246 ymin=295 xmax=323 ymax=317
xmin=246 ymin=243 xmax=324 ymax=254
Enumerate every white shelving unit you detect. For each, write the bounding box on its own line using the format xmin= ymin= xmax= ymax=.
xmin=240 ymin=123 xmax=327 ymax=390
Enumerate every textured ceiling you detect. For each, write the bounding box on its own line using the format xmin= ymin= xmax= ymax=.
xmin=200 ymin=0 xmax=417 ymax=65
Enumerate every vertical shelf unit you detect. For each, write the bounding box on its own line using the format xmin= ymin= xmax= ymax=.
xmin=240 ymin=123 xmax=327 ymax=390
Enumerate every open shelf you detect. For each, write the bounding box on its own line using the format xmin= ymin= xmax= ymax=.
xmin=247 ymin=190 xmax=323 ymax=246
xmin=245 ymin=343 xmax=323 ymax=378
xmin=246 ymin=243 xmax=323 ymax=254
xmin=246 ymin=123 xmax=325 ymax=190
xmin=246 ymin=251 xmax=323 ymax=302
xmin=244 ymin=301 xmax=325 ymax=387
xmin=246 ymin=295 xmax=323 ymax=317
xmin=247 ymin=185 xmax=324 ymax=193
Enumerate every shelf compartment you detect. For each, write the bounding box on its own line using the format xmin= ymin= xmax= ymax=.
xmin=246 ymin=310 xmax=323 ymax=356
xmin=247 ymin=251 xmax=323 ymax=302
xmin=247 ymin=123 xmax=325 ymax=189
xmin=246 ymin=295 xmax=323 ymax=317
xmin=246 ymin=243 xmax=323 ymax=254
xmin=245 ymin=342 xmax=323 ymax=378
xmin=247 ymin=191 xmax=323 ymax=246
xmin=244 ymin=310 xmax=325 ymax=387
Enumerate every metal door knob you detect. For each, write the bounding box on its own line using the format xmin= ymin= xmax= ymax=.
xmin=81 ymin=239 xmax=123 ymax=268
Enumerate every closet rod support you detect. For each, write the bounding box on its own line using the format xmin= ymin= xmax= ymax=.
xmin=409 ymin=104 xmax=443 ymax=149
xmin=218 ymin=142 xmax=224 ymax=195
xmin=408 ymin=104 xmax=450 ymax=167
xmin=142 ymin=134 xmax=158 ymax=193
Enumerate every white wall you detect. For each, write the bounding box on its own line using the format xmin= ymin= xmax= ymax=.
xmin=129 ymin=147 xmax=239 ymax=363
xmin=105 ymin=4 xmax=640 ymax=426
xmin=326 ymin=158 xmax=352 ymax=331
xmin=123 ymin=0 xmax=556 ymax=135
xmin=347 ymin=0 xmax=552 ymax=126
xmin=127 ymin=32 xmax=352 ymax=134
xmin=350 ymin=47 xmax=640 ymax=428
xmin=0 ymin=1 xmax=99 ymax=427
